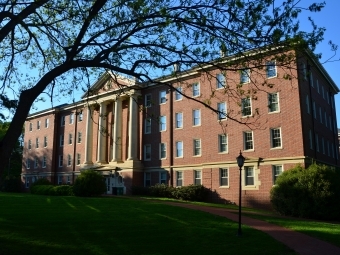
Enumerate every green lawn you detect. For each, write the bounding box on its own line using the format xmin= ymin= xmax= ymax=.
xmin=241 ymin=212 xmax=340 ymax=248
xmin=0 ymin=193 xmax=296 ymax=255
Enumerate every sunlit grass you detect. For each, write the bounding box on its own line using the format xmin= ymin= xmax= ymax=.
xmin=0 ymin=193 xmax=296 ymax=255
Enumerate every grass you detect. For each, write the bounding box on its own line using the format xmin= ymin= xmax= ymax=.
xmin=241 ymin=212 xmax=340 ymax=248
xmin=0 ymin=193 xmax=296 ymax=255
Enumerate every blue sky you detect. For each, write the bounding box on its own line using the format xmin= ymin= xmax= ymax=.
xmin=29 ymin=1 xmax=340 ymax=126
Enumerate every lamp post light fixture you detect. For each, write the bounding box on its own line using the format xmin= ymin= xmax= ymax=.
xmin=236 ymin=150 xmax=245 ymax=236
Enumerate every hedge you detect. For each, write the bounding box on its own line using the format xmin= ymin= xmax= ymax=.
xmin=30 ymin=185 xmax=74 ymax=196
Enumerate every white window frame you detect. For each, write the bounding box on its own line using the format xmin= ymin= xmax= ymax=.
xmin=145 ymin=118 xmax=151 ymax=134
xmin=159 ymin=90 xmax=167 ymax=104
xmin=193 ymin=139 xmax=201 ymax=156
xmin=312 ymin=101 xmax=316 ymax=119
xmin=58 ymin=176 xmax=62 ymax=185
xmin=176 ymin=171 xmax=183 ymax=187
xmin=77 ymin=132 xmax=82 ymax=143
xmin=159 ymin=143 xmax=166 ymax=159
xmin=145 ymin=172 xmax=151 ymax=187
xmin=60 ymin=135 xmax=64 ymax=147
xmin=316 ymin=79 xmax=320 ymax=93
xmin=159 ymin=116 xmax=166 ymax=132
xmin=216 ymin=73 xmax=226 ymax=89
xmin=28 ymin=140 xmax=32 ymax=150
xmin=243 ymin=131 xmax=254 ymax=151
xmin=36 ymin=137 xmax=39 ymax=148
xmin=37 ymin=121 xmax=41 ymax=130
xmin=220 ymin=168 xmax=229 ymax=186
xmin=42 ymin=156 xmax=46 ymax=168
xmin=44 ymin=136 xmax=47 ymax=147
xmin=144 ymin=144 xmax=151 ymax=161
xmin=26 ymin=159 xmax=30 ymax=169
xmin=78 ymin=110 xmax=83 ymax=121
xmin=192 ymin=109 xmax=201 ymax=126
xmin=218 ymin=134 xmax=228 ymax=153
xmin=192 ymin=82 xmax=200 ymax=97
xmin=67 ymin=154 xmax=72 ymax=166
xmin=176 ymin=141 xmax=183 ymax=158
xmin=69 ymin=113 xmax=74 ymax=124
xmin=175 ymin=112 xmax=183 ymax=128
xmin=58 ymin=155 xmax=63 ymax=167
xmin=45 ymin=118 xmax=49 ymax=128
xmin=240 ymin=69 xmax=250 ymax=84
xmin=34 ymin=157 xmax=38 ymax=168
xmin=270 ymin=128 xmax=282 ymax=149
xmin=272 ymin=165 xmax=283 ymax=184
xmin=194 ymin=170 xmax=202 ymax=185
xmin=266 ymin=61 xmax=277 ymax=78
xmin=160 ymin=172 xmax=167 ymax=184
xmin=241 ymin=98 xmax=252 ymax=116
xmin=245 ymin=166 xmax=254 ymax=186
xmin=268 ymin=93 xmax=279 ymax=113
xmin=217 ymin=102 xmax=227 ymax=120
xmin=175 ymin=87 xmax=182 ymax=101
xmin=68 ymin=133 xmax=73 ymax=145
xmin=77 ymin=153 xmax=81 ymax=165
xmin=61 ymin=116 xmax=65 ymax=126
xmin=29 ymin=122 xmax=33 ymax=132
xmin=145 ymin=94 xmax=152 ymax=107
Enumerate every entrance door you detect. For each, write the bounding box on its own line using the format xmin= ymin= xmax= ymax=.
xmin=105 ymin=177 xmax=112 ymax=195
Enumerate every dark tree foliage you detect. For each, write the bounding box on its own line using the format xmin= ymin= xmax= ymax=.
xmin=73 ymin=170 xmax=106 ymax=197
xmin=0 ymin=0 xmax=330 ymax=179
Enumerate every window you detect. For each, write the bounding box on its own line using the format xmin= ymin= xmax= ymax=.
xmin=36 ymin=138 xmax=39 ymax=148
xmin=268 ymin=93 xmax=279 ymax=112
xmin=243 ymin=131 xmax=253 ymax=150
xmin=61 ymin=116 xmax=65 ymax=126
xmin=58 ymin=176 xmax=62 ymax=185
xmin=241 ymin=98 xmax=251 ymax=116
xmin=67 ymin=154 xmax=72 ymax=166
xmin=34 ymin=157 xmax=38 ymax=168
xmin=44 ymin=136 xmax=47 ymax=147
xmin=145 ymin=173 xmax=151 ymax=187
xmin=176 ymin=171 xmax=183 ymax=186
xmin=159 ymin=90 xmax=167 ymax=104
xmin=60 ymin=135 xmax=64 ymax=146
xmin=220 ymin=168 xmax=228 ymax=186
xmin=319 ymin=107 xmax=323 ymax=123
xmin=58 ymin=155 xmax=63 ymax=167
xmin=42 ymin=156 xmax=46 ymax=168
xmin=327 ymin=141 xmax=330 ymax=156
xmin=67 ymin=176 xmax=71 ymax=185
xmin=240 ymin=69 xmax=250 ymax=83
xmin=77 ymin=132 xmax=82 ymax=143
xmin=193 ymin=139 xmax=201 ymax=156
xmin=159 ymin=116 xmax=166 ymax=131
xmin=192 ymin=82 xmax=200 ymax=97
xmin=316 ymin=79 xmax=320 ymax=93
xmin=26 ymin=159 xmax=30 ymax=169
xmin=309 ymin=130 xmax=313 ymax=149
xmin=271 ymin=128 xmax=282 ymax=148
xmin=273 ymin=165 xmax=283 ymax=184
xmin=77 ymin=153 xmax=81 ymax=165
xmin=176 ymin=141 xmax=183 ymax=157
xmin=37 ymin=121 xmax=41 ymax=130
xmin=329 ymin=116 xmax=332 ymax=131
xmin=312 ymin=101 xmax=316 ymax=119
xmin=217 ymin=102 xmax=227 ymax=120
xmin=302 ymin=63 xmax=307 ymax=81
xmin=175 ymin=87 xmax=182 ymax=100
xmin=160 ymin=143 xmax=166 ymax=159
xmin=325 ymin=112 xmax=327 ymax=128
xmin=45 ymin=118 xmax=49 ymax=128
xmin=25 ymin=177 xmax=30 ymax=188
xmin=218 ymin=134 xmax=228 ymax=153
xmin=160 ymin=172 xmax=167 ymax=184
xmin=194 ymin=170 xmax=201 ymax=185
xmin=68 ymin=133 xmax=73 ymax=145
xmin=144 ymin=144 xmax=151 ymax=160
xmin=327 ymin=92 xmax=330 ymax=104
xmin=216 ymin=73 xmax=226 ymax=88
xmin=193 ymin=109 xmax=201 ymax=126
xmin=28 ymin=140 xmax=32 ymax=150
xmin=306 ymin=95 xmax=310 ymax=114
xmin=309 ymin=71 xmax=313 ymax=86
xmin=175 ymin=113 xmax=183 ymax=128
xmin=145 ymin=118 xmax=151 ymax=134
xmin=322 ymin=137 xmax=325 ymax=154
xmin=322 ymin=86 xmax=325 ymax=99
xmin=315 ymin=134 xmax=319 ymax=152
xmin=29 ymin=123 xmax=33 ymax=131
xmin=69 ymin=113 xmax=74 ymax=124
xmin=245 ymin=166 xmax=254 ymax=186
xmin=78 ymin=110 xmax=83 ymax=121
xmin=266 ymin=61 xmax=277 ymax=78
xmin=145 ymin=94 xmax=152 ymax=107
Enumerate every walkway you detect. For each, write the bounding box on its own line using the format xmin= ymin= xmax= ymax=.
xmin=166 ymin=202 xmax=340 ymax=255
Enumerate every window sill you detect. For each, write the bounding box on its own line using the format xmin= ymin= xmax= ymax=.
xmin=270 ymin=147 xmax=283 ymax=150
xmin=266 ymin=75 xmax=277 ymax=79
xmin=218 ymin=118 xmax=227 ymax=122
xmin=268 ymin=111 xmax=280 ymax=114
xmin=193 ymin=155 xmax=201 ymax=157
xmin=175 ymin=127 xmax=183 ymax=130
xmin=160 ymin=158 xmax=167 ymax=160
xmin=218 ymin=152 xmax=228 ymax=154
xmin=219 ymin=185 xmax=230 ymax=189
xmin=242 ymin=185 xmax=259 ymax=190
xmin=243 ymin=149 xmax=254 ymax=152
xmin=175 ymin=156 xmax=183 ymax=159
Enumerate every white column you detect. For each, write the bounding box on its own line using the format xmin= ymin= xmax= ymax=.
xmin=97 ymin=102 xmax=107 ymax=163
xmin=127 ymin=94 xmax=138 ymax=160
xmin=112 ymin=97 xmax=122 ymax=162
xmin=84 ymin=105 xmax=93 ymax=164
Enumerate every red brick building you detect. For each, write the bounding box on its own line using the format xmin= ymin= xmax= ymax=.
xmin=22 ymin=49 xmax=340 ymax=207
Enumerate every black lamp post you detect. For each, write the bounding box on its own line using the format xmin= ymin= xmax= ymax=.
xmin=236 ymin=150 xmax=245 ymax=236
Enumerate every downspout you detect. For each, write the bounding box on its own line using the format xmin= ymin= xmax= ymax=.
xmin=307 ymin=61 xmax=317 ymax=161
xmin=51 ymin=109 xmax=60 ymax=185
xmin=169 ymin=86 xmax=174 ymax=186
xmin=72 ymin=107 xmax=78 ymax=183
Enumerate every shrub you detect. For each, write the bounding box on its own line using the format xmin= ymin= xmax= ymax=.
xmin=270 ymin=164 xmax=340 ymax=220
xmin=1 ymin=175 xmax=22 ymax=192
xmin=73 ymin=170 xmax=106 ymax=197
xmin=30 ymin=185 xmax=74 ymax=196
xmin=29 ymin=178 xmax=52 ymax=191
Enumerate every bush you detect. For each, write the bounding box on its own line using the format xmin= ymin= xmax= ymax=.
xmin=132 ymin=184 xmax=210 ymax=202
xmin=30 ymin=185 xmax=74 ymax=196
xmin=270 ymin=164 xmax=340 ymax=220
xmin=1 ymin=175 xmax=22 ymax=192
xmin=29 ymin=178 xmax=52 ymax=192
xmin=73 ymin=170 xmax=106 ymax=197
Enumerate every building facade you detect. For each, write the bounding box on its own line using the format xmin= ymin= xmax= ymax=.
xmin=22 ymin=49 xmax=340 ymax=207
